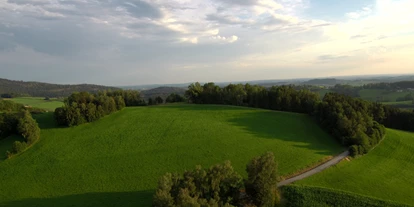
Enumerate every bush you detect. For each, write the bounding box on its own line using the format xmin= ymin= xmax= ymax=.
xmin=11 ymin=141 xmax=28 ymax=154
xmin=153 ymin=152 xmax=279 ymax=207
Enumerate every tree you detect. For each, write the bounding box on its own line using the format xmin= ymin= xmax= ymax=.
xmin=17 ymin=111 xmax=40 ymax=144
xmin=153 ymin=161 xmax=243 ymax=206
xmin=245 ymin=152 xmax=278 ymax=207
xmin=155 ymin=96 xmax=164 ymax=105
xmin=185 ymin=82 xmax=203 ymax=103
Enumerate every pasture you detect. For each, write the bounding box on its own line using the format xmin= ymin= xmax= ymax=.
xmin=0 ymin=104 xmax=343 ymax=206
xmin=359 ymin=89 xmax=412 ymax=102
xmin=4 ymin=97 xmax=63 ymax=111
xmin=297 ymin=129 xmax=414 ymax=206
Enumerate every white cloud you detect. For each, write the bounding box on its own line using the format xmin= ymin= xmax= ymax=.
xmin=0 ymin=0 xmax=413 ymax=85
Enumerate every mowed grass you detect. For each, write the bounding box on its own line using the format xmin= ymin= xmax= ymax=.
xmin=0 ymin=104 xmax=344 ymax=206
xmin=297 ymin=129 xmax=414 ymax=206
xmin=5 ymin=97 xmax=63 ymax=111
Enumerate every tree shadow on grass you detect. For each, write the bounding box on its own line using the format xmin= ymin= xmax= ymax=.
xmin=32 ymin=112 xmax=61 ymax=129
xmin=1 ymin=190 xmax=154 ymax=207
xmin=167 ymin=104 xmax=344 ymax=156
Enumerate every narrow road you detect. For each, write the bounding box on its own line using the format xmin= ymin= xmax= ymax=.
xmin=277 ymin=150 xmax=350 ymax=187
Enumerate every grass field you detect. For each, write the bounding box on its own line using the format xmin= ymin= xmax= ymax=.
xmin=4 ymin=97 xmax=63 ymax=111
xmin=297 ymin=129 xmax=414 ymax=206
xmin=359 ymin=89 xmax=412 ymax=102
xmin=0 ymin=104 xmax=343 ymax=206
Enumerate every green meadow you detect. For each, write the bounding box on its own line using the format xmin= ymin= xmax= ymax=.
xmin=0 ymin=104 xmax=343 ymax=206
xmin=5 ymin=97 xmax=63 ymax=111
xmin=359 ymin=89 xmax=412 ymax=102
xmin=297 ymin=129 xmax=414 ymax=206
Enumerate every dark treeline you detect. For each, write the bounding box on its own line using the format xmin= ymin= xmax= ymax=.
xmin=186 ymin=82 xmax=319 ymax=114
xmin=0 ymin=78 xmax=119 ymax=98
xmin=165 ymin=93 xmax=186 ymax=103
xmin=318 ymin=94 xmax=385 ymax=155
xmin=380 ymin=106 xmax=414 ymax=132
xmin=54 ymin=90 xmax=144 ymax=126
xmin=148 ymin=96 xmax=164 ymax=105
xmin=153 ymin=152 xmax=278 ymax=207
xmin=185 ymin=82 xmax=388 ymax=156
xmin=363 ymin=81 xmax=414 ymax=90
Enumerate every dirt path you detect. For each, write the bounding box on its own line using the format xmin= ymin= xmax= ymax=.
xmin=277 ymin=150 xmax=350 ymax=187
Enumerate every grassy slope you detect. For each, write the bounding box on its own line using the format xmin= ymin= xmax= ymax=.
xmin=297 ymin=129 xmax=414 ymax=206
xmin=5 ymin=97 xmax=63 ymax=111
xmin=0 ymin=104 xmax=343 ymax=207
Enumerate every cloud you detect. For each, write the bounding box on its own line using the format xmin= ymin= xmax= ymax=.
xmin=0 ymin=0 xmax=414 ymax=85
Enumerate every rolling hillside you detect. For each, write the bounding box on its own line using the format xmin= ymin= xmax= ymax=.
xmin=297 ymin=129 xmax=414 ymax=206
xmin=0 ymin=78 xmax=119 ymax=98
xmin=0 ymin=104 xmax=343 ymax=206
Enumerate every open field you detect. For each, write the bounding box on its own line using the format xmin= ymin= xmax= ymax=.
xmin=0 ymin=104 xmax=343 ymax=206
xmin=281 ymin=185 xmax=412 ymax=207
xmin=297 ymin=129 xmax=414 ymax=206
xmin=4 ymin=97 xmax=63 ymax=111
xmin=359 ymin=89 xmax=412 ymax=102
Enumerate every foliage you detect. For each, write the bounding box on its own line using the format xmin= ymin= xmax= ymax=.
xmin=153 ymin=161 xmax=243 ymax=206
xmin=0 ymin=100 xmax=25 ymax=112
xmin=317 ymin=93 xmax=386 ymax=155
xmin=298 ymin=129 xmax=414 ymax=206
xmin=281 ymin=185 xmax=411 ymax=207
xmin=0 ymin=78 xmax=119 ymax=98
xmin=154 ymin=152 xmax=278 ymax=207
xmin=185 ymin=82 xmax=318 ymax=114
xmin=1 ymin=110 xmax=40 ymax=157
xmin=165 ymin=93 xmax=186 ymax=103
xmin=54 ymin=90 xmax=144 ymax=126
xmin=0 ymin=105 xmax=343 ymax=206
xmin=245 ymin=152 xmax=279 ymax=207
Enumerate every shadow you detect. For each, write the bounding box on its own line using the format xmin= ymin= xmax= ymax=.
xmin=32 ymin=112 xmax=60 ymax=129
xmin=1 ymin=190 xmax=154 ymax=207
xmin=0 ymin=135 xmax=25 ymax=160
xmin=166 ymin=104 xmax=343 ymax=156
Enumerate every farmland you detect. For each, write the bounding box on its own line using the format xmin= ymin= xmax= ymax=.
xmin=297 ymin=129 xmax=414 ymax=206
xmin=4 ymin=97 xmax=63 ymax=111
xmin=0 ymin=104 xmax=344 ymax=206
xmin=358 ymin=89 xmax=412 ymax=102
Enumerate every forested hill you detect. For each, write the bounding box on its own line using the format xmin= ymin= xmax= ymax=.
xmin=141 ymin=86 xmax=186 ymax=100
xmin=0 ymin=78 xmax=119 ymax=98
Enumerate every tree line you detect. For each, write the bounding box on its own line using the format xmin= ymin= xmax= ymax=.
xmin=0 ymin=101 xmax=41 ymax=157
xmin=185 ymin=82 xmax=388 ymax=156
xmin=153 ymin=152 xmax=278 ymax=207
xmin=54 ymin=90 xmax=145 ymax=126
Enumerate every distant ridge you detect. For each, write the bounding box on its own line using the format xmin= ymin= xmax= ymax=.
xmin=0 ymin=78 xmax=120 ymax=98
xmin=141 ymin=86 xmax=186 ymax=100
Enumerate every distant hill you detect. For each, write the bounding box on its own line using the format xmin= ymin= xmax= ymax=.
xmin=0 ymin=78 xmax=119 ymax=98
xmin=303 ymin=78 xmax=340 ymax=85
xmin=141 ymin=86 xmax=186 ymax=100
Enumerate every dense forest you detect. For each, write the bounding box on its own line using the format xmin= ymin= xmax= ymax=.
xmin=0 ymin=78 xmax=119 ymax=98
xmin=184 ymin=82 xmax=414 ymax=155
xmin=54 ymin=90 xmax=145 ymax=126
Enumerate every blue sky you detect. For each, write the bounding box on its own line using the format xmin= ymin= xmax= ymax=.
xmin=0 ymin=0 xmax=413 ymax=85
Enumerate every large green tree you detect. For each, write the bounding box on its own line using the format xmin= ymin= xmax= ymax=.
xmin=245 ymin=152 xmax=278 ymax=207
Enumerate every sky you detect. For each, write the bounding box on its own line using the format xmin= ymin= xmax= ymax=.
xmin=0 ymin=0 xmax=413 ymax=86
